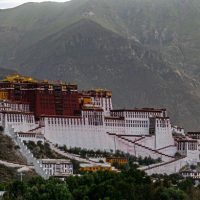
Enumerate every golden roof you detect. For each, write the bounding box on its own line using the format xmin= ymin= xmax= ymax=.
xmin=3 ymin=74 xmax=37 ymax=83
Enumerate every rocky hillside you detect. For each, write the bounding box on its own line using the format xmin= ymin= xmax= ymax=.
xmin=0 ymin=132 xmax=26 ymax=164
xmin=0 ymin=0 xmax=200 ymax=130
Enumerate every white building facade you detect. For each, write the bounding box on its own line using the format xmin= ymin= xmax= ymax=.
xmin=41 ymin=159 xmax=73 ymax=177
xmin=42 ymin=108 xmax=175 ymax=158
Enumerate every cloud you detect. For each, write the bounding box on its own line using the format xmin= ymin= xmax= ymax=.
xmin=0 ymin=0 xmax=69 ymax=9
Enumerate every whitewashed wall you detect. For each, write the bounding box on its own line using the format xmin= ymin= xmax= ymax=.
xmin=142 ymin=157 xmax=187 ymax=175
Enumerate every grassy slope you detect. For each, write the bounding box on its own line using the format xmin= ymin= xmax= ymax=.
xmin=0 ymin=164 xmax=36 ymax=184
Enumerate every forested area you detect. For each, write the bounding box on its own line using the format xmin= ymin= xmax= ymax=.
xmin=2 ymin=166 xmax=200 ymax=200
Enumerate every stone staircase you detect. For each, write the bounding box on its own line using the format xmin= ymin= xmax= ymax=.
xmin=8 ymin=127 xmax=49 ymax=180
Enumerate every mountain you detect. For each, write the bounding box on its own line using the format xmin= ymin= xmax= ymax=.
xmin=0 ymin=0 xmax=200 ymax=130
xmin=0 ymin=68 xmax=17 ymax=79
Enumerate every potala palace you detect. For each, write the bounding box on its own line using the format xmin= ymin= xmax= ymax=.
xmin=0 ymin=74 xmax=199 ymax=175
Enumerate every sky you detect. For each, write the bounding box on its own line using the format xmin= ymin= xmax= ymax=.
xmin=0 ymin=0 xmax=70 ymax=9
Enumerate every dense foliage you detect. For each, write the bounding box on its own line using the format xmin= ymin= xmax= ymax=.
xmin=3 ymin=166 xmax=200 ymax=200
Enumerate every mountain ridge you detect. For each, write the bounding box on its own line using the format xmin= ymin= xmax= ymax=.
xmin=1 ymin=0 xmax=200 ymax=130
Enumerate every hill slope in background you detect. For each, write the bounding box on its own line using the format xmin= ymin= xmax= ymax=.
xmin=0 ymin=68 xmax=17 ymax=79
xmin=1 ymin=0 xmax=200 ymax=130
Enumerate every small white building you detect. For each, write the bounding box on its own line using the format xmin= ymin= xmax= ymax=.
xmin=180 ymin=170 xmax=200 ymax=183
xmin=41 ymin=159 xmax=73 ymax=178
xmin=176 ymin=137 xmax=199 ymax=162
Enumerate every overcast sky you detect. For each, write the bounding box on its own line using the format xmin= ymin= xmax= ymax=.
xmin=0 ymin=0 xmax=69 ymax=9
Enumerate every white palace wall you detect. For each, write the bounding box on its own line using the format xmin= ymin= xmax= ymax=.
xmin=142 ymin=157 xmax=187 ymax=175
xmin=44 ymin=117 xmax=158 ymax=156
xmin=0 ymin=113 xmax=37 ymax=135
xmin=112 ymin=135 xmax=172 ymax=161
xmin=44 ymin=118 xmax=115 ymax=151
xmin=158 ymin=146 xmax=177 ymax=157
xmin=133 ymin=135 xmax=155 ymax=149
xmin=43 ymin=114 xmax=176 ymax=161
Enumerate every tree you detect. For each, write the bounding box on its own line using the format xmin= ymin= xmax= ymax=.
xmin=2 ymin=168 xmax=198 ymax=200
xmin=178 ymin=178 xmax=193 ymax=192
xmin=156 ymin=187 xmax=188 ymax=200
xmin=4 ymin=180 xmax=27 ymax=200
xmin=169 ymin=173 xmax=184 ymax=185
xmin=27 ymin=178 xmax=72 ymax=200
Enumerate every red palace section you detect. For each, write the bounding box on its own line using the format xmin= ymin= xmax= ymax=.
xmin=0 ymin=75 xmax=80 ymax=119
